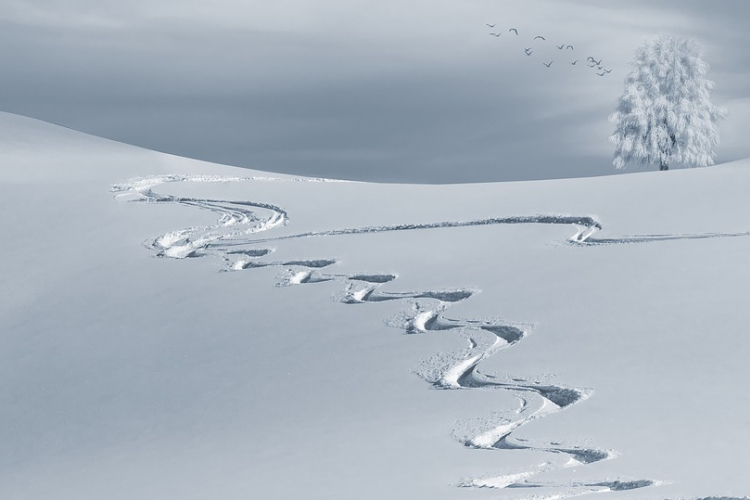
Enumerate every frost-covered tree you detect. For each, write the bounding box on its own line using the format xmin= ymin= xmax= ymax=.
xmin=609 ymin=35 xmax=727 ymax=171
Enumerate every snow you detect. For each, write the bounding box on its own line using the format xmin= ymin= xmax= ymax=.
xmin=2 ymin=111 xmax=750 ymax=499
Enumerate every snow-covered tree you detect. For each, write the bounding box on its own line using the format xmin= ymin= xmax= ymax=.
xmin=609 ymin=35 xmax=727 ymax=171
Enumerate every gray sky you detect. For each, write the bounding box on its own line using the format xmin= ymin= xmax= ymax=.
xmin=1 ymin=0 xmax=748 ymax=183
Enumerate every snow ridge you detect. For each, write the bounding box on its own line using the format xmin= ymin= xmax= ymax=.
xmin=113 ymin=174 xmax=746 ymax=499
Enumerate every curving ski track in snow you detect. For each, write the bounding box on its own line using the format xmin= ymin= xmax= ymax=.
xmin=112 ymin=174 xmax=750 ymax=499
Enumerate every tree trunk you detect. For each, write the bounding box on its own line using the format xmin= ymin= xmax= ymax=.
xmin=660 ymin=160 xmax=669 ymax=171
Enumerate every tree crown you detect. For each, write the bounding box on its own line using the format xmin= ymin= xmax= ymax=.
xmin=609 ymin=35 xmax=727 ymax=170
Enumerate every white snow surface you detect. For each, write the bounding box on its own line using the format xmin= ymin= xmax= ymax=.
xmin=2 ymin=111 xmax=750 ymax=499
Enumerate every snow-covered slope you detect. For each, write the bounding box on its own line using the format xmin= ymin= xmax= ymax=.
xmin=2 ymin=111 xmax=749 ymax=500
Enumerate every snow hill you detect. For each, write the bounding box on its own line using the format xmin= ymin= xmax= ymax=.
xmin=2 ymin=111 xmax=749 ymax=500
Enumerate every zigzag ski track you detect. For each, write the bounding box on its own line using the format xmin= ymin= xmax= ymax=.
xmin=112 ymin=174 xmax=750 ymax=499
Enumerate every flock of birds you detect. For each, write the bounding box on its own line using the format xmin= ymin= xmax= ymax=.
xmin=485 ymin=24 xmax=612 ymax=76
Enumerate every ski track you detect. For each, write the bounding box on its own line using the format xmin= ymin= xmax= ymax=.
xmin=112 ymin=175 xmax=750 ymax=499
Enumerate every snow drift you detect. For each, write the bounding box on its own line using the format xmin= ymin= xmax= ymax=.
xmin=2 ymin=111 xmax=750 ymax=500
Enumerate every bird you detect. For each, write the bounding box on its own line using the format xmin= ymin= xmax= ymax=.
xmin=525 ymin=49 xmax=533 ymax=56
xmin=509 ymin=28 xmax=518 ymax=35
xmin=603 ymin=68 xmax=612 ymax=73
xmin=566 ymin=45 xmax=574 ymax=50
xmin=543 ymin=61 xmax=553 ymax=67
xmin=589 ymin=57 xmax=602 ymax=65
xmin=534 ymin=35 xmax=546 ymax=40
xmin=597 ymin=71 xmax=606 ymax=76
xmin=570 ymin=60 xmax=578 ymax=65
xmin=556 ymin=43 xmax=565 ymax=49
xmin=587 ymin=56 xmax=596 ymax=62
xmin=486 ymin=23 xmax=496 ymax=27
xmin=489 ymin=32 xmax=501 ymax=37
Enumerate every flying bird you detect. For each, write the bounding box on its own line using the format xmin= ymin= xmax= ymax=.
xmin=589 ymin=57 xmax=602 ymax=65
xmin=509 ymin=28 xmax=518 ymax=35
xmin=566 ymin=45 xmax=574 ymax=50
xmin=525 ymin=49 xmax=533 ymax=56
xmin=556 ymin=43 xmax=565 ymax=49
xmin=570 ymin=60 xmax=578 ymax=65
xmin=534 ymin=35 xmax=546 ymax=40
xmin=543 ymin=61 xmax=553 ymax=67
xmin=489 ymin=32 xmax=501 ymax=37
xmin=486 ymin=23 xmax=496 ymax=27
xmin=603 ymin=68 xmax=612 ymax=73
xmin=597 ymin=71 xmax=606 ymax=76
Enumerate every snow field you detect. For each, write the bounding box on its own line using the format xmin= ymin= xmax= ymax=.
xmin=3 ymin=112 xmax=750 ymax=499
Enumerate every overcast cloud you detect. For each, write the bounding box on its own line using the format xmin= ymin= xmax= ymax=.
xmin=1 ymin=0 xmax=748 ymax=183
